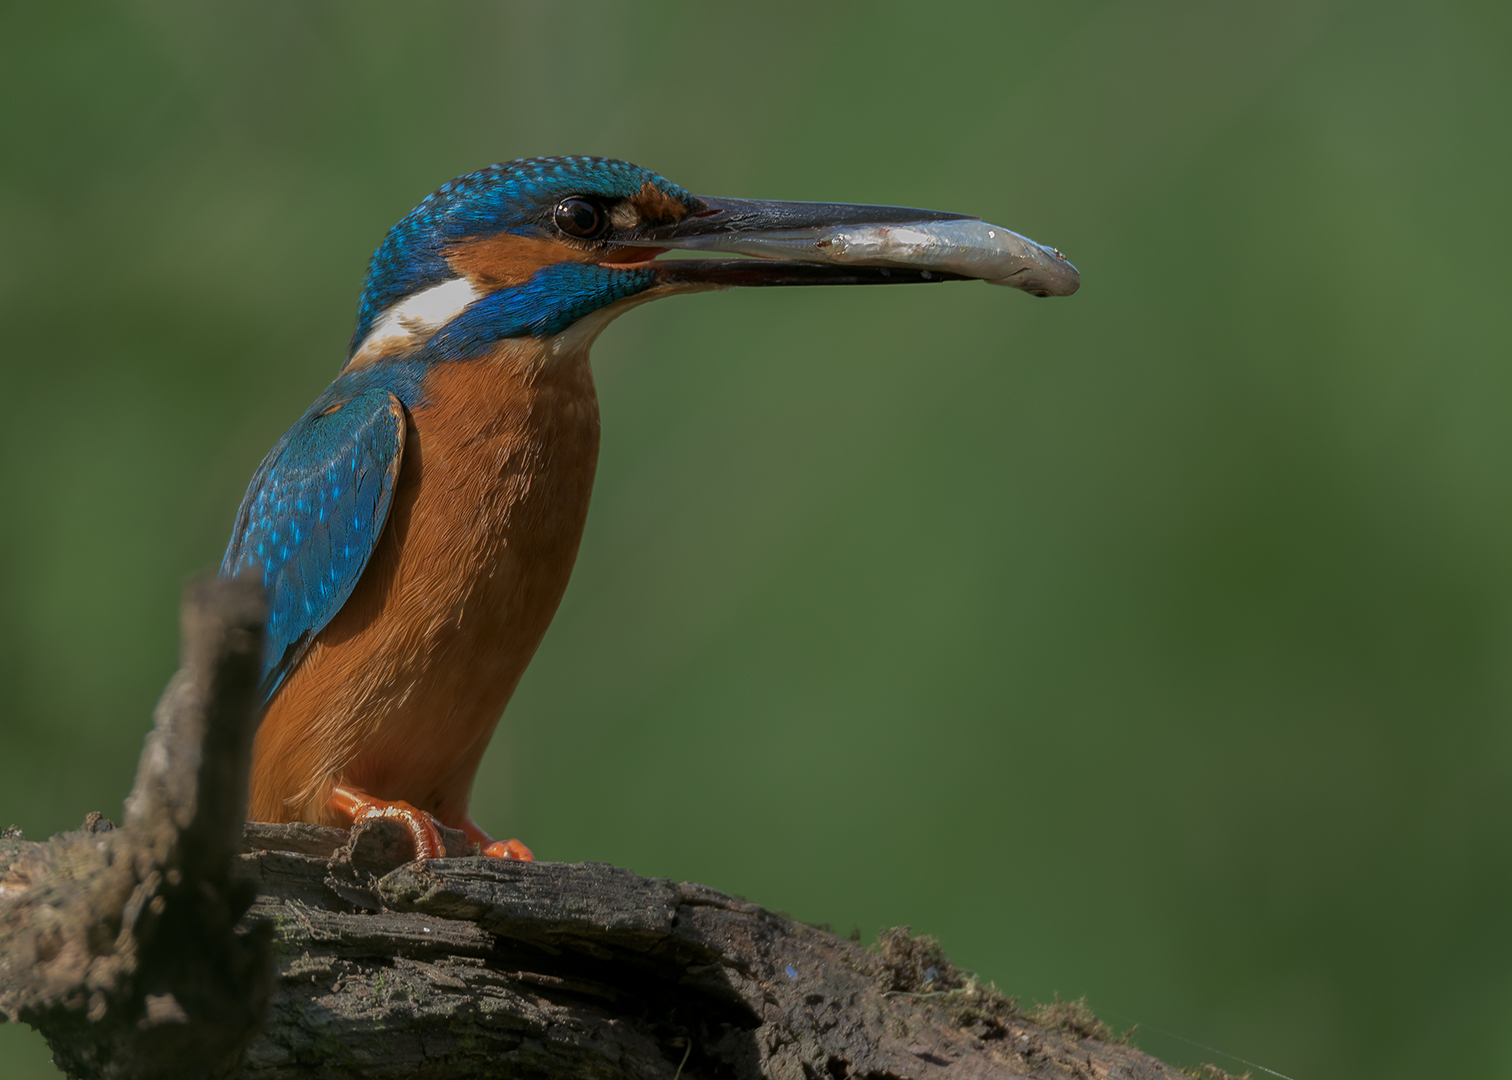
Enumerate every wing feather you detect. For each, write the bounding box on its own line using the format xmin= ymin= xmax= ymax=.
xmin=220 ymin=388 xmax=406 ymax=701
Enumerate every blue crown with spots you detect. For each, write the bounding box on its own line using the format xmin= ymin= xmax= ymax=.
xmin=348 ymin=156 xmax=694 ymax=359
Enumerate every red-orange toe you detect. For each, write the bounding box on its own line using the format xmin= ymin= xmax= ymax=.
xmin=329 ymin=784 xmax=446 ymax=860
xmin=481 ymin=838 xmax=534 ymax=861
xmin=454 ymin=816 xmax=535 ymax=861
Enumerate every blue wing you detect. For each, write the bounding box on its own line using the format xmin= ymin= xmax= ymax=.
xmin=220 ymin=387 xmax=407 ymax=701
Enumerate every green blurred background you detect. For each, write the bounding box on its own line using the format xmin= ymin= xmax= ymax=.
xmin=2 ymin=2 xmax=1508 ymax=1077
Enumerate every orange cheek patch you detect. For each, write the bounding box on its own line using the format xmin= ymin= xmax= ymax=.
xmin=445 ymin=234 xmax=595 ymax=287
xmin=629 ymin=180 xmax=691 ymax=225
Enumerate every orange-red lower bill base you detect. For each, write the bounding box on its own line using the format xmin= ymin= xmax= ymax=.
xmin=329 ymin=784 xmax=534 ymax=862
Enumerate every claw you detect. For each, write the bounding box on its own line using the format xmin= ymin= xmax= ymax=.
xmin=329 ymin=784 xmax=446 ymax=860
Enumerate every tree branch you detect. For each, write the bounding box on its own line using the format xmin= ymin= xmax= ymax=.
xmin=1 ymin=576 xmax=271 ymax=1079
xmin=1 ymin=580 xmax=1215 ymax=1080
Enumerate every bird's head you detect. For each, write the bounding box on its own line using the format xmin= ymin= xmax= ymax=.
xmin=345 ymin=155 xmax=1078 ymax=371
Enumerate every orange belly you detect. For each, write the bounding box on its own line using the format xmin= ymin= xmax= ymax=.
xmin=247 ymin=341 xmax=600 ymax=826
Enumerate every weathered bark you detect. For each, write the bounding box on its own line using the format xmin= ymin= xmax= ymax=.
xmin=1 ymin=579 xmax=1212 ymax=1080
xmin=234 ymin=819 xmax=1198 ymax=1079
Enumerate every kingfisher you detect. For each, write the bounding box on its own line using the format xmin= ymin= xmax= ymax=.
xmin=220 ymin=156 xmax=1078 ymax=861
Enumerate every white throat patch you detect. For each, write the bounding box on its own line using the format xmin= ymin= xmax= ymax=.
xmin=349 ymin=277 xmax=482 ymax=367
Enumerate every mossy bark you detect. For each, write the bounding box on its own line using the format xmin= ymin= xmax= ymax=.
xmin=229 ymin=820 xmax=1193 ymax=1079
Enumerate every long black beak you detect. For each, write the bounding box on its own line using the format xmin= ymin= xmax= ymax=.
xmin=624 ymin=195 xmax=1080 ymax=297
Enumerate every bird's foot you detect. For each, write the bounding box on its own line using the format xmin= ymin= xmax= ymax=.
xmin=329 ymin=784 xmax=447 ymax=860
xmin=455 ymin=816 xmax=534 ymax=861
xmin=328 ymin=786 xmax=534 ymax=861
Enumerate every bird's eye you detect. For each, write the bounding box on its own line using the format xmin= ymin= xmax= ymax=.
xmin=554 ymin=197 xmax=607 ymax=239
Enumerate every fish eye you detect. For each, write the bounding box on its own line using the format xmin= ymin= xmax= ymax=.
xmin=554 ymin=197 xmax=607 ymax=239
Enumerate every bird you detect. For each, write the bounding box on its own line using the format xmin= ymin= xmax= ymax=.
xmin=219 ymin=155 xmax=1078 ymax=861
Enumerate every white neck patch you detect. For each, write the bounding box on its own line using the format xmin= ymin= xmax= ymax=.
xmin=349 ymin=277 xmax=482 ymax=367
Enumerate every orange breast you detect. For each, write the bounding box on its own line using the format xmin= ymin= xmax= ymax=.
xmin=247 ymin=341 xmax=601 ymax=826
